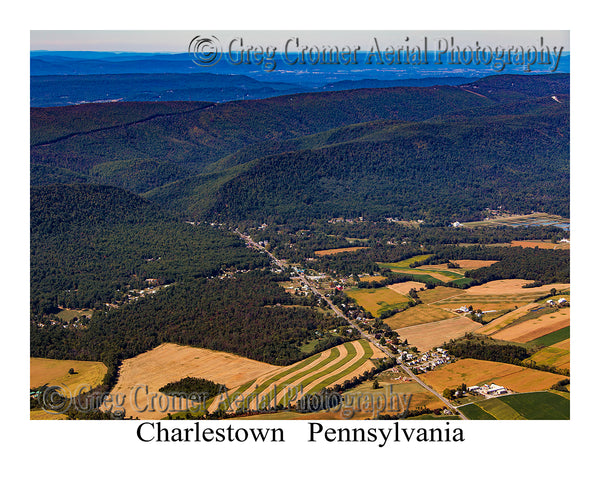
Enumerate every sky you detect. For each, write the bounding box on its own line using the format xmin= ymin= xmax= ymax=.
xmin=30 ymin=30 xmax=570 ymax=53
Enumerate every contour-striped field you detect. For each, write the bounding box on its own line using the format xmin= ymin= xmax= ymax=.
xmin=209 ymin=339 xmax=384 ymax=413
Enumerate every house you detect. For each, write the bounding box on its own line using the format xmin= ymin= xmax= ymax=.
xmin=558 ymin=298 xmax=567 ymax=305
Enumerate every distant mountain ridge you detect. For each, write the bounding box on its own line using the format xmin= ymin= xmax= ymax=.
xmin=30 ymin=73 xmax=570 ymax=223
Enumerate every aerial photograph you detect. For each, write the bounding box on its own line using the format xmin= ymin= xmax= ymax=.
xmin=30 ymin=30 xmax=571 ymax=423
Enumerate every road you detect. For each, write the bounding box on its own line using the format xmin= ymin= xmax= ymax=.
xmin=235 ymin=229 xmax=467 ymax=420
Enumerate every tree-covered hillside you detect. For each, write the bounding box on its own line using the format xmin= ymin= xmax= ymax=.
xmin=205 ymin=101 xmax=568 ymax=222
xmin=30 ymin=184 xmax=269 ymax=312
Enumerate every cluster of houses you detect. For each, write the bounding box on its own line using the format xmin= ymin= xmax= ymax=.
xmin=399 ymin=347 xmax=452 ymax=372
xmin=467 ymin=383 xmax=510 ymax=397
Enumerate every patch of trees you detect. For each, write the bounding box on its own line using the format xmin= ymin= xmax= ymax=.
xmin=443 ymin=335 xmax=530 ymax=364
xmin=159 ymin=377 xmax=226 ymax=399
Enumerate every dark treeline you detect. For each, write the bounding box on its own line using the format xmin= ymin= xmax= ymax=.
xmin=31 ymin=271 xmax=345 ymax=369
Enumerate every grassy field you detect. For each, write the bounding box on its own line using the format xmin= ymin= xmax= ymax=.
xmin=460 ymin=392 xmax=569 ymax=420
xmin=383 ymin=304 xmax=457 ymax=329
xmin=378 ymin=254 xmax=433 ymax=269
xmin=420 ymin=358 xmax=568 ymax=394
xmin=418 ymin=286 xmax=463 ymax=304
xmin=459 ymin=403 xmax=496 ymax=420
xmin=56 ymin=308 xmax=93 ymax=322
xmin=30 ymin=357 xmax=107 ymax=394
xmin=529 ymin=339 xmax=570 ymax=369
xmin=346 ymin=287 xmax=410 ymax=316
xmin=476 ymin=303 xmax=540 ymax=336
xmin=527 ymin=326 xmax=570 ymax=348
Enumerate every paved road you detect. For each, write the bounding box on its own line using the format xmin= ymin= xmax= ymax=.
xmin=235 ymin=229 xmax=467 ymax=420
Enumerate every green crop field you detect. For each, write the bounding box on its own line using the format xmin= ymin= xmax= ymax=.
xmin=346 ymin=287 xmax=410 ymax=316
xmin=459 ymin=392 xmax=569 ymax=420
xmin=378 ymin=255 xmax=433 ymax=269
xmin=459 ymin=403 xmax=496 ymax=420
xmin=527 ymin=327 xmax=570 ymax=348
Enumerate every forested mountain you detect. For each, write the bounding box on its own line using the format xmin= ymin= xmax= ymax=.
xmin=30 ymin=74 xmax=569 ymax=222
xmin=205 ymin=101 xmax=568 ymax=222
xmin=30 ymin=184 xmax=268 ymax=312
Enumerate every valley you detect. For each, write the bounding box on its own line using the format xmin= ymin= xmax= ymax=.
xmin=30 ymin=72 xmax=570 ymax=421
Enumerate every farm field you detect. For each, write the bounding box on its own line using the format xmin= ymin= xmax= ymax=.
xmin=233 ymin=376 xmax=445 ymax=420
xmin=359 ymin=275 xmax=387 ymax=283
xmin=453 ymin=259 xmax=499 ymax=269
xmin=527 ymin=326 xmax=570 ymax=348
xmin=30 ymin=409 xmax=69 ymax=420
xmin=386 ymin=281 xmax=427 ymax=296
xmin=342 ymin=377 xmax=445 ymax=414
xmin=201 ymin=339 xmax=385 ymax=414
xmin=314 ymin=246 xmax=369 ymax=256
xmin=529 ymin=339 xmax=570 ymax=369
xmin=433 ymin=280 xmax=570 ymax=311
xmin=30 ymin=357 xmax=108 ymax=393
xmin=510 ymin=240 xmax=570 ymax=250
xmin=420 ymin=358 xmax=568 ymax=394
xmin=463 ymin=279 xmax=569 ymax=296
xmin=476 ymin=303 xmax=539 ymax=335
xmin=418 ymin=286 xmax=464 ymax=304
xmin=394 ymin=316 xmax=480 ymax=352
xmin=378 ymin=266 xmax=460 ymax=283
xmin=492 ymin=308 xmax=570 ymax=343
xmin=460 ymin=392 xmax=569 ymax=420
xmin=378 ymin=254 xmax=433 ymax=269
xmin=384 ymin=304 xmax=457 ymax=330
xmin=346 ymin=286 xmax=410 ymax=316
xmin=107 ymin=343 xmax=280 ymax=420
